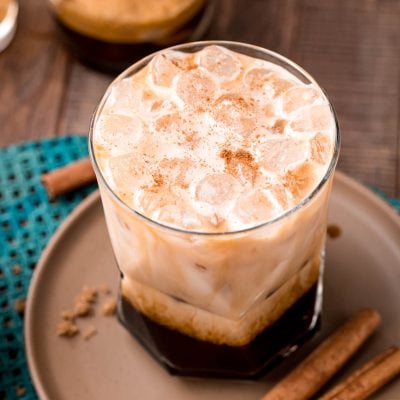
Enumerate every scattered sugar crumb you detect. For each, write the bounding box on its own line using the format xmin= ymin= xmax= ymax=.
xmin=98 ymin=283 xmax=112 ymax=295
xmin=83 ymin=325 xmax=97 ymax=340
xmin=57 ymin=320 xmax=79 ymax=337
xmin=61 ymin=309 xmax=75 ymax=320
xmin=14 ymin=298 xmax=25 ymax=314
xmin=101 ymin=298 xmax=117 ymax=316
xmin=15 ymin=386 xmax=26 ymax=396
xmin=80 ymin=286 xmax=98 ymax=303
xmin=56 ymin=284 xmax=116 ymax=341
xmin=12 ymin=265 xmax=22 ymax=275
xmin=73 ymin=300 xmax=92 ymax=317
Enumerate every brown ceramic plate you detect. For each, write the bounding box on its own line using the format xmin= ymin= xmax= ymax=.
xmin=25 ymin=171 xmax=400 ymax=400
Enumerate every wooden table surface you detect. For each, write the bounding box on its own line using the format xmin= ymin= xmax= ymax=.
xmin=1 ymin=0 xmax=399 ymax=197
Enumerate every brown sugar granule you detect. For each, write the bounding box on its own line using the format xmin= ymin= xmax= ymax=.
xmin=14 ymin=298 xmax=25 ymax=314
xmin=12 ymin=265 xmax=22 ymax=275
xmin=57 ymin=320 xmax=79 ymax=337
xmin=80 ymin=286 xmax=98 ymax=303
xmin=73 ymin=300 xmax=92 ymax=317
xmin=101 ymin=298 xmax=117 ymax=316
xmin=61 ymin=309 xmax=75 ymax=320
xmin=271 ymin=119 xmax=287 ymax=134
xmin=327 ymin=224 xmax=342 ymax=239
xmin=57 ymin=284 xmax=117 ymax=340
xmin=98 ymin=284 xmax=112 ymax=295
xmin=15 ymin=386 xmax=26 ymax=396
xmin=220 ymin=148 xmax=259 ymax=184
xmin=65 ymin=287 xmax=97 ymax=319
xmin=72 ymin=286 xmax=98 ymax=317
xmin=82 ymin=325 xmax=97 ymax=340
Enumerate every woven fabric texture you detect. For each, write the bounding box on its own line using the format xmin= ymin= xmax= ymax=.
xmin=0 ymin=136 xmax=96 ymax=400
xmin=0 ymin=135 xmax=399 ymax=400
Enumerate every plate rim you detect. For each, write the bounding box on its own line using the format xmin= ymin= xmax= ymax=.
xmin=24 ymin=171 xmax=400 ymax=399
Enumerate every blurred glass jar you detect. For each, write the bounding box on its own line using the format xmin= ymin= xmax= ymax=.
xmin=0 ymin=0 xmax=18 ymax=53
xmin=47 ymin=0 xmax=214 ymax=72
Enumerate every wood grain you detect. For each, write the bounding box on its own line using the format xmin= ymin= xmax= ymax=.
xmin=57 ymin=62 xmax=112 ymax=135
xmin=295 ymin=0 xmax=400 ymax=196
xmin=0 ymin=0 xmax=399 ymax=197
xmin=0 ymin=0 xmax=69 ymax=145
xmin=206 ymin=0 xmax=301 ymax=57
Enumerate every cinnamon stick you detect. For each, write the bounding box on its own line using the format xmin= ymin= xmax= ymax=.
xmin=262 ymin=308 xmax=381 ymax=400
xmin=41 ymin=158 xmax=95 ymax=199
xmin=320 ymin=346 xmax=400 ymax=400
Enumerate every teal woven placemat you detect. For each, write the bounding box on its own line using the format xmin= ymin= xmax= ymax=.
xmin=0 ymin=135 xmax=96 ymax=400
xmin=0 ymin=135 xmax=399 ymax=399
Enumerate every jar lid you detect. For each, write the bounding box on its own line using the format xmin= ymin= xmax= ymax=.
xmin=51 ymin=0 xmax=206 ymax=43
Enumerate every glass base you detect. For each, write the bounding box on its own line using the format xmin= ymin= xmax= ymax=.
xmin=117 ymin=281 xmax=321 ymax=380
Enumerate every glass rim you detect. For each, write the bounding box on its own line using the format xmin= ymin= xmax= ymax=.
xmin=88 ymin=40 xmax=340 ymax=237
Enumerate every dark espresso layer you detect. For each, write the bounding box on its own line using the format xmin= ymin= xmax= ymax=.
xmin=52 ymin=2 xmax=212 ymax=73
xmin=118 ymin=282 xmax=320 ymax=379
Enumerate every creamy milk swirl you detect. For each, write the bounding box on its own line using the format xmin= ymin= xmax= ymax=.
xmin=93 ymin=45 xmax=335 ymax=232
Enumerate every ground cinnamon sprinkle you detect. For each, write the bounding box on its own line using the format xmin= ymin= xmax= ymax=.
xmin=220 ymin=148 xmax=259 ymax=183
xmin=271 ymin=119 xmax=287 ymax=134
xmin=283 ymin=163 xmax=313 ymax=198
xmin=152 ymin=172 xmax=164 ymax=188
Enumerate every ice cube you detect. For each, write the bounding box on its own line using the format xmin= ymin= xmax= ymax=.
xmin=268 ymin=183 xmax=290 ymax=210
xmin=213 ymin=94 xmax=257 ymax=138
xmin=176 ymin=69 xmax=217 ymax=106
xmin=244 ymin=68 xmax=271 ymax=92
xmin=159 ymin=158 xmax=195 ymax=189
xmin=150 ymin=53 xmax=180 ymax=87
xmin=153 ymin=113 xmax=197 ymax=146
xmin=219 ymin=148 xmax=259 ymax=185
xmin=109 ymin=153 xmax=153 ymax=194
xmin=289 ymin=104 xmax=332 ymax=133
xmin=195 ymin=173 xmax=240 ymax=206
xmin=283 ymin=162 xmax=316 ymax=200
xmin=269 ymin=74 xmax=295 ymax=97
xmin=158 ymin=204 xmax=202 ymax=230
xmin=310 ymin=132 xmax=332 ymax=164
xmin=198 ymin=45 xmax=241 ymax=82
xmin=281 ymin=86 xmax=321 ymax=114
xmin=260 ymin=138 xmax=307 ymax=174
xmin=244 ymin=68 xmax=294 ymax=98
xmin=233 ymin=190 xmax=274 ymax=224
xmin=106 ymin=78 xmax=143 ymax=115
xmin=96 ymin=114 xmax=143 ymax=155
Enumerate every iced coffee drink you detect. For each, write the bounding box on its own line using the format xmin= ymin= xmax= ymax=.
xmin=89 ymin=41 xmax=339 ymax=378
